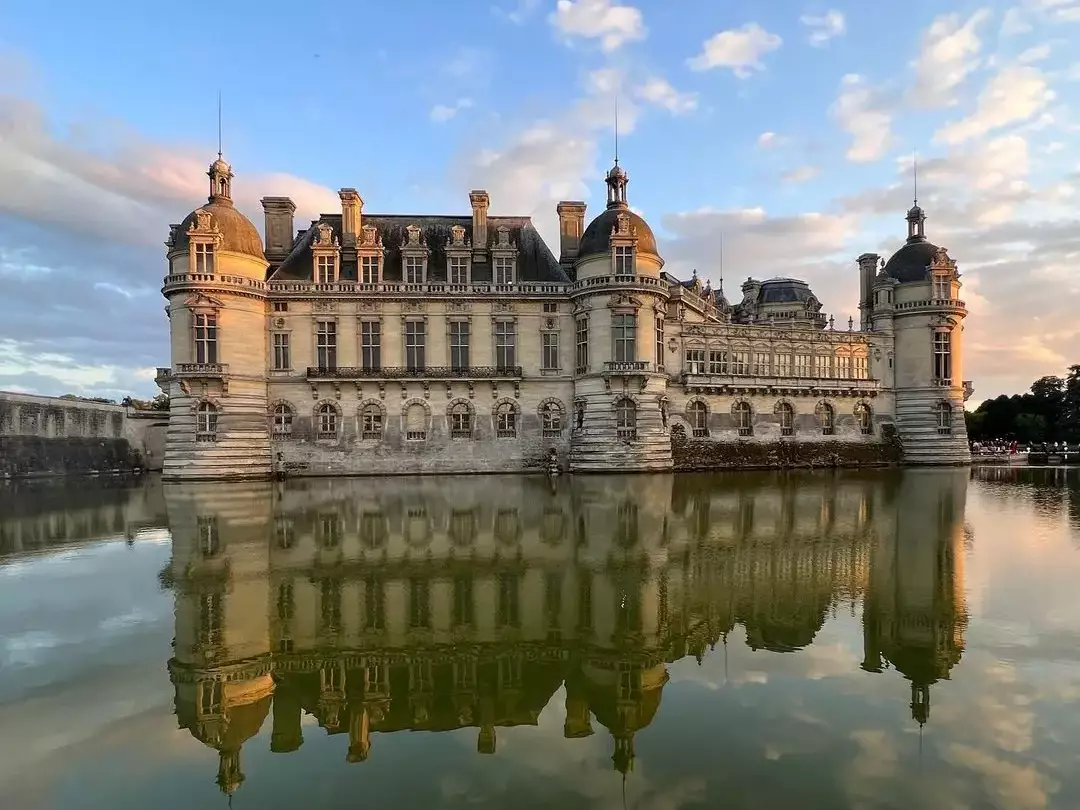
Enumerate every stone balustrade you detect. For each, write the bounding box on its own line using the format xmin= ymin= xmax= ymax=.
xmin=268 ymin=281 xmax=569 ymax=296
xmin=683 ymin=373 xmax=880 ymax=397
xmin=306 ymin=365 xmax=524 ymax=381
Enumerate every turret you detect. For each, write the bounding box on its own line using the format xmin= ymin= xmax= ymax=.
xmin=857 ymin=253 xmax=879 ymax=330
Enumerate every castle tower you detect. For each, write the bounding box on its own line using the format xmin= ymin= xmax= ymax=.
xmin=877 ymin=203 xmax=970 ymax=464
xmin=161 ymin=155 xmax=272 ymax=480
xmin=568 ymin=160 xmax=672 ymax=472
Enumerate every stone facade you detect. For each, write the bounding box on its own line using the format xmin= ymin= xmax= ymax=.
xmin=159 ymin=156 xmax=972 ymax=480
xmin=0 ymin=390 xmax=167 ymax=477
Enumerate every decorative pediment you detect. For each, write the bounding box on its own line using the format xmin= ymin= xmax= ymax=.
xmin=314 ymin=222 xmax=338 ymax=248
xmin=405 ymin=224 xmax=425 ymax=249
xmin=611 ymin=212 xmax=638 ymax=239
xmin=930 ymin=246 xmax=958 ymax=274
xmin=188 ymin=210 xmax=220 ymax=236
xmin=608 ymin=293 xmax=643 ymax=310
xmin=359 ymin=224 xmax=382 ymax=248
xmin=447 ymin=224 xmax=470 ymax=249
xmin=493 ymin=226 xmax=515 ymax=251
xmin=183 ymin=293 xmax=224 ymax=311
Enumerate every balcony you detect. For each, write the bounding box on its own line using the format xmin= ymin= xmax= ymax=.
xmin=682 ymin=373 xmax=880 ymax=397
xmin=175 ymin=363 xmax=229 ymax=378
xmin=306 ymin=366 xmax=523 ymax=381
xmin=604 ymin=361 xmax=652 ymax=374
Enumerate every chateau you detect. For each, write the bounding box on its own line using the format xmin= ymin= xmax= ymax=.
xmin=158 ymin=153 xmax=973 ymax=480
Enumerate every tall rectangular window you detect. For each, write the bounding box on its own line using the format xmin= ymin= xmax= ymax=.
xmin=575 ymin=317 xmax=589 ymax=374
xmin=316 ymin=321 xmax=337 ymax=370
xmin=708 ymin=350 xmax=727 ymax=375
xmin=836 ymin=355 xmax=852 ymax=379
xmin=193 ymin=243 xmax=215 ymax=273
xmin=453 ymin=576 xmax=474 ymax=628
xmin=655 ymin=317 xmax=664 ymax=369
xmin=685 ymin=349 xmax=705 ymax=374
xmin=933 ymin=332 xmax=951 ymax=383
xmin=494 ymin=320 xmax=516 ymax=368
xmin=542 ymin=332 xmax=559 ymax=371
xmin=364 ymin=576 xmax=385 ymax=631
xmin=775 ymin=352 xmax=792 ymax=377
xmin=814 ymin=355 xmax=831 ymax=378
xmin=854 ymin=355 xmax=869 ymax=380
xmin=315 ymin=255 xmax=335 ymax=284
xmin=753 ymin=353 xmax=771 ymax=376
xmin=272 ymin=332 xmax=290 ymax=370
xmin=361 ymin=321 xmax=381 ymax=371
xmin=193 ymin=313 xmax=218 ymax=364
xmin=933 ymin=274 xmax=951 ymax=300
xmin=360 ymin=255 xmax=379 ymax=284
xmin=494 ymin=257 xmax=515 ymax=285
xmin=404 ymin=256 xmax=424 ymax=284
xmin=449 ymin=256 xmax=469 ymax=285
xmin=794 ymin=353 xmax=812 ymax=377
xmin=450 ymin=321 xmax=470 ymax=370
xmin=613 ymin=245 xmax=634 ymax=275
xmin=409 ymin=577 xmax=431 ymax=629
xmin=612 ymin=314 xmax=636 ymax=362
xmin=405 ymin=321 xmax=426 ymax=371
xmin=731 ymin=351 xmax=750 ymax=375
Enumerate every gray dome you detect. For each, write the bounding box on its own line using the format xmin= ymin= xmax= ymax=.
xmin=883 ymin=239 xmax=938 ymax=283
xmin=578 ymin=208 xmax=658 ymax=258
xmin=173 ymin=200 xmax=266 ymax=261
xmin=758 ymin=278 xmax=815 ymax=304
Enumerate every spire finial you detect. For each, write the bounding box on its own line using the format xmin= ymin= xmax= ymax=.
xmin=614 ymin=93 xmax=619 ymax=166
xmin=217 ymin=90 xmax=223 ymax=160
xmin=912 ymin=149 xmax=918 ymax=207
xmin=719 ymin=231 xmax=724 ymax=295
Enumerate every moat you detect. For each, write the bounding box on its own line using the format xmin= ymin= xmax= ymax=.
xmin=1 ymin=467 xmax=1078 ymax=809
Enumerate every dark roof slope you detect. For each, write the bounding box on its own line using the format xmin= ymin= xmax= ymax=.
xmin=758 ymin=278 xmax=816 ymax=304
xmin=883 ymin=239 xmax=938 ymax=283
xmin=578 ymin=207 xmax=658 ymax=259
xmin=268 ymin=213 xmax=567 ymax=283
xmin=174 ymin=200 xmax=265 ymax=260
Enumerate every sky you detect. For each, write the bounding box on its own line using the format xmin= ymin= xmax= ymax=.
xmin=0 ymin=0 xmax=1078 ymax=403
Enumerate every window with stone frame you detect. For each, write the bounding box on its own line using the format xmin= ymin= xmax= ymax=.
xmin=315 ymin=255 xmax=336 ymax=284
xmin=541 ymin=331 xmax=559 ymax=371
xmin=272 ymin=403 xmax=293 ymax=437
xmin=685 ymin=349 xmax=706 ymax=374
xmin=612 ymin=313 xmax=636 ymax=363
xmin=817 ymin=402 xmax=836 ymax=436
xmin=613 ymin=245 xmax=634 ymax=275
xmin=775 ymin=351 xmax=792 ymax=378
xmin=541 ymin=401 xmax=563 ymax=438
xmin=575 ymin=317 xmax=589 ymax=373
xmin=853 ymin=355 xmax=869 ymax=380
xmin=933 ymin=331 xmax=952 ymax=383
xmin=405 ymin=321 xmax=426 ymax=371
xmin=316 ymin=321 xmax=337 ymax=370
xmin=615 ymin=398 xmax=637 ymax=441
xmin=404 ymin=256 xmax=425 ymax=284
xmin=361 ymin=404 xmax=383 ymax=440
xmin=933 ymin=273 xmax=952 ymax=300
xmin=688 ymin=401 xmax=709 ymax=437
xmin=449 ymin=320 xmax=470 ymax=371
xmin=449 ymin=256 xmax=470 ymax=285
xmin=494 ymin=256 xmax=515 ymax=285
xmin=753 ymin=352 xmax=771 ymax=376
xmin=731 ymin=351 xmax=750 ymax=375
xmin=193 ymin=313 xmax=218 ymax=364
xmin=193 ymin=242 xmax=215 ymax=273
xmin=405 ymin=403 xmax=427 ymax=441
xmin=272 ymin=332 xmax=290 ymax=370
xmin=361 ymin=321 xmax=381 ymax=371
xmin=196 ymin=402 xmax=218 ymax=441
xmin=777 ymin=402 xmax=795 ymax=437
xmin=836 ymin=354 xmax=852 ymax=379
xmin=855 ymin=403 xmax=873 ymax=435
xmin=495 ymin=402 xmax=518 ymax=438
xmin=317 ymin=404 xmax=338 ymax=438
xmin=360 ymin=255 xmax=380 ymax=285
xmin=794 ymin=353 xmax=812 ymax=378
xmin=935 ymin=401 xmax=953 ymax=435
xmin=734 ymin=402 xmax=753 ymax=436
xmin=708 ymin=350 xmax=728 ymax=374
xmin=814 ymin=354 xmax=831 ymax=378
xmin=494 ymin=320 xmax=516 ymax=369
xmin=654 ymin=317 xmax=664 ymax=370
xmin=448 ymin=402 xmax=472 ymax=438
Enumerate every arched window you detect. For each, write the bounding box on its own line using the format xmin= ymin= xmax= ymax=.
xmin=405 ymin=403 xmax=427 ymax=441
xmin=317 ymin=404 xmax=338 ymax=438
xmin=777 ymin=402 xmax=795 ymax=437
xmin=196 ymin=402 xmax=218 ymax=441
xmin=855 ymin=403 xmax=873 ymax=436
xmin=688 ymin=401 xmax=709 ymax=437
xmin=734 ymin=401 xmax=753 ymax=437
xmin=817 ymin=403 xmax=835 ymax=436
xmin=495 ymin=402 xmax=517 ymax=438
xmin=935 ymin=401 xmax=953 ymax=435
xmin=449 ymin=402 xmax=472 ymax=438
xmin=541 ymin=401 xmax=563 ymax=438
xmin=272 ymin=403 xmax=293 ymax=437
xmin=360 ymin=403 xmax=383 ymax=440
xmin=615 ymin=398 xmax=637 ymax=441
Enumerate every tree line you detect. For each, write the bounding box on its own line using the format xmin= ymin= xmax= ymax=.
xmin=965 ymin=365 xmax=1080 ymax=444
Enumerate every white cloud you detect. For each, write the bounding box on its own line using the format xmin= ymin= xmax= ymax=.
xmin=493 ymin=0 xmax=540 ymax=24
xmin=1001 ymin=7 xmax=1033 ymax=35
xmin=687 ymin=23 xmax=783 ymax=78
xmin=781 ymin=166 xmax=820 ymax=183
xmin=756 ymin=131 xmax=785 ymax=148
xmin=1017 ymin=43 xmax=1052 ymax=64
xmin=909 ymin=9 xmax=992 ymax=108
xmin=800 ymin=10 xmax=846 ymax=47
xmin=549 ymin=0 xmax=646 ymax=52
xmin=831 ymin=74 xmax=894 ymax=163
xmin=429 ymin=98 xmax=474 ymax=123
xmin=633 ymin=77 xmax=698 ymax=114
xmin=935 ymin=65 xmax=1056 ymax=144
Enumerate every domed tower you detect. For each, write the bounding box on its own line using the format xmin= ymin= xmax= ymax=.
xmin=161 ymin=155 xmax=272 ymax=480
xmin=874 ymin=202 xmax=970 ymax=464
xmin=569 ymin=160 xmax=672 ymax=472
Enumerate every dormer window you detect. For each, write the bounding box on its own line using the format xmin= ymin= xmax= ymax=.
xmin=494 ymin=256 xmax=515 ymax=285
xmin=449 ymin=256 xmax=470 ymax=285
xmin=405 ymin=256 xmax=425 ymax=284
xmin=360 ymin=255 xmax=380 ymax=284
xmin=614 ymin=245 xmax=633 ymax=275
xmin=194 ymin=242 xmax=215 ymax=273
xmin=316 ymin=255 xmax=336 ymax=284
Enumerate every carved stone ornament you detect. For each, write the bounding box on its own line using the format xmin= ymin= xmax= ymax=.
xmin=315 ymin=222 xmax=338 ymax=247
xmin=358 ymin=301 xmax=378 ymax=312
xmin=545 ymin=317 xmax=556 ymax=330
xmin=493 ymin=301 xmax=516 ymax=313
xmin=183 ymin=293 xmax=224 ymax=311
xmin=448 ymin=225 xmax=470 ymax=248
xmin=406 ymin=224 xmax=423 ymax=247
xmin=313 ymin=301 xmax=337 ymax=313
xmin=360 ymin=224 xmax=382 ymax=248
xmin=274 ymin=317 xmax=286 ymax=328
xmin=495 ymin=226 xmax=513 ymax=250
xmin=190 ymin=210 xmax=220 ymax=235
xmin=446 ymin=301 xmax=471 ymax=313
xmin=403 ymin=301 xmax=426 ymax=313
xmin=612 ymin=212 xmax=637 ymax=237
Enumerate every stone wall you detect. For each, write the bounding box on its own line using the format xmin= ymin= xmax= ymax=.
xmin=671 ymin=423 xmax=903 ymax=471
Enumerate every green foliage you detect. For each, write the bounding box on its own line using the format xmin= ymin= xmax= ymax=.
xmin=967 ymin=366 xmax=1080 ymax=443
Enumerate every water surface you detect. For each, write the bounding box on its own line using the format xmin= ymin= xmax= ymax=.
xmin=2 ymin=467 xmax=1079 ymax=809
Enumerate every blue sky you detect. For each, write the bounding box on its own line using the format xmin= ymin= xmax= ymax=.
xmin=0 ymin=0 xmax=1078 ymax=401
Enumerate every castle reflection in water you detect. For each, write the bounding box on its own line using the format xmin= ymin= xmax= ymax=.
xmin=159 ymin=470 xmax=969 ymax=796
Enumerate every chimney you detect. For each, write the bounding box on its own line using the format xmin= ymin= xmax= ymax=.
xmin=339 ymin=188 xmax=362 ymax=248
xmin=261 ymin=197 xmax=296 ymax=262
xmin=556 ymin=201 xmax=587 ymax=267
xmin=469 ymin=190 xmax=490 ymax=258
xmin=857 ymin=253 xmax=880 ymax=331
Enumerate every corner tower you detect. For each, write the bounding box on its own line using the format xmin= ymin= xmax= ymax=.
xmin=161 ymin=155 xmax=272 ymax=480
xmin=879 ymin=202 xmax=970 ymax=464
xmin=568 ymin=160 xmax=672 ymax=472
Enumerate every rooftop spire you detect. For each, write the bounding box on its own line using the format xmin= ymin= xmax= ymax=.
xmin=912 ymin=149 xmax=918 ymax=207
xmin=614 ymin=94 xmax=619 ymax=166
xmin=217 ymin=90 xmax=223 ymax=160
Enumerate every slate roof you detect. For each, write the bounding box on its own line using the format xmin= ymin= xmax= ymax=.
xmin=883 ymin=239 xmax=939 ymax=283
xmin=174 ymin=200 xmax=266 ymax=260
xmin=268 ymin=214 xmax=568 ymax=283
xmin=578 ymin=207 xmax=659 ymax=258
xmin=758 ymin=277 xmax=816 ymax=305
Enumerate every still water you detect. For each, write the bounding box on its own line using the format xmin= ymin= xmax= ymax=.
xmin=1 ymin=467 xmax=1079 ymax=809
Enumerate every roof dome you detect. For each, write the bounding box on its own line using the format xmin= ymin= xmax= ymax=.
xmin=883 ymin=239 xmax=938 ymax=283
xmin=758 ymin=277 xmax=816 ymax=305
xmin=173 ymin=201 xmax=266 ymax=260
xmin=578 ymin=207 xmax=658 ymax=258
